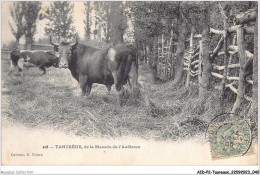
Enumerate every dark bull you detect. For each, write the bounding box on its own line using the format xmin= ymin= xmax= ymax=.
xmin=50 ymin=37 xmax=139 ymax=105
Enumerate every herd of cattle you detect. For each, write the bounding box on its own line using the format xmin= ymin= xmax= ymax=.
xmin=7 ymin=38 xmax=140 ymax=105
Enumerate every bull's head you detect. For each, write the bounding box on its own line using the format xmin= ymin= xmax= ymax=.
xmin=50 ymin=37 xmax=78 ymax=68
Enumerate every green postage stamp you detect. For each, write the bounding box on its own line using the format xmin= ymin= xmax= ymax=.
xmin=208 ymin=119 xmax=253 ymax=160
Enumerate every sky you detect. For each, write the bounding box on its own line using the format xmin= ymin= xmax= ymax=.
xmin=1 ymin=1 xmax=86 ymax=45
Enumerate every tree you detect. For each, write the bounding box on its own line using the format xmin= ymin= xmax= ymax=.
xmin=23 ymin=2 xmax=41 ymax=49
xmin=8 ymin=2 xmax=25 ymax=47
xmin=109 ymin=2 xmax=127 ymax=44
xmin=92 ymin=2 xmax=111 ymax=42
xmin=218 ymin=2 xmax=230 ymax=108
xmin=172 ymin=13 xmax=188 ymax=85
xmin=129 ymin=2 xmax=180 ymax=80
xmin=45 ymin=2 xmax=76 ymax=40
xmin=84 ymin=2 xmax=92 ymax=40
xmin=199 ymin=4 xmax=212 ymax=97
xmin=248 ymin=8 xmax=258 ymax=124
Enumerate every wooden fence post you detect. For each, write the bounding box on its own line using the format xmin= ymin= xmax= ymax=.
xmin=231 ymin=26 xmax=246 ymax=114
xmin=219 ymin=3 xmax=229 ymax=104
xmin=199 ymin=7 xmax=211 ymax=97
xmin=168 ymin=27 xmax=174 ymax=78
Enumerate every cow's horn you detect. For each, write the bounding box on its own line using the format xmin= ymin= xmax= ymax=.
xmin=71 ymin=37 xmax=78 ymax=47
xmin=50 ymin=36 xmax=59 ymax=47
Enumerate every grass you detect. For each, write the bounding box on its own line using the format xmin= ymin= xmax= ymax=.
xmin=1 ymin=58 xmax=257 ymax=141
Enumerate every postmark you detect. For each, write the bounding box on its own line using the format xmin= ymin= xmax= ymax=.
xmin=208 ymin=118 xmax=253 ymax=160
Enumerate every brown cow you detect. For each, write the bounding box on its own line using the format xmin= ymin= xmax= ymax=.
xmin=51 ymin=38 xmax=139 ymax=105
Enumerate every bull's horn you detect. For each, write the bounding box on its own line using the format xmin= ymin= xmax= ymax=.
xmin=50 ymin=36 xmax=59 ymax=47
xmin=71 ymin=37 xmax=78 ymax=47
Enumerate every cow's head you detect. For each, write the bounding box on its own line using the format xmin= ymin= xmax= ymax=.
xmin=50 ymin=37 xmax=78 ymax=68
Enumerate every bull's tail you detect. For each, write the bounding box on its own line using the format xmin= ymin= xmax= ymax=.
xmin=116 ymin=55 xmax=128 ymax=89
xmin=123 ymin=54 xmax=133 ymax=85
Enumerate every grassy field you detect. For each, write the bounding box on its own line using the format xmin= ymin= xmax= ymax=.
xmin=1 ymin=57 xmax=253 ymax=141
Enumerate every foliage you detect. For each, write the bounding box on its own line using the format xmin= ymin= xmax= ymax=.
xmin=8 ymin=2 xmax=25 ymax=44
xmin=92 ymin=1 xmax=111 ymax=42
xmin=45 ymin=1 xmax=77 ymax=39
xmin=22 ymin=2 xmax=41 ymax=44
xmin=35 ymin=36 xmax=52 ymax=45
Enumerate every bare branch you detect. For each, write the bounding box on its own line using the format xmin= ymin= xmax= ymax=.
xmin=228 ymin=25 xmax=255 ymax=34
xmin=211 ymin=72 xmax=223 ymax=79
xmin=212 ymin=63 xmax=240 ymax=70
xmin=210 ymin=28 xmax=223 ymax=35
xmin=191 ymin=60 xmax=199 ymax=65
xmin=226 ymin=83 xmax=238 ymax=94
xmin=244 ymin=95 xmax=253 ymax=102
xmin=233 ymin=8 xmax=257 ymax=25
xmin=211 ymin=35 xmax=224 ymax=60
xmin=229 ymin=45 xmax=254 ymax=59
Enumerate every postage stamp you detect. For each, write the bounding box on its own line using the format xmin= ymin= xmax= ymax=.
xmin=208 ymin=119 xmax=253 ymax=160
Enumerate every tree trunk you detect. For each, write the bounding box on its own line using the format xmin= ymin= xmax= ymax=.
xmin=198 ymin=40 xmax=202 ymax=86
xmin=144 ymin=45 xmax=148 ymax=64
xmin=105 ymin=3 xmax=110 ymax=43
xmin=98 ymin=24 xmax=102 ymax=42
xmin=110 ymin=1 xmax=124 ymax=44
xmin=85 ymin=1 xmax=91 ymax=39
xmin=249 ymin=11 xmax=258 ymax=117
xmin=25 ymin=37 xmax=32 ymax=50
xmin=168 ymin=23 xmax=174 ymax=79
xmin=151 ymin=36 xmax=158 ymax=78
xmin=231 ymin=26 xmax=246 ymax=115
xmin=25 ymin=26 xmax=33 ymax=50
xmin=15 ymin=38 xmax=19 ymax=48
xmin=172 ymin=20 xmax=187 ymax=86
xmin=199 ymin=8 xmax=211 ymax=97
xmin=185 ymin=27 xmax=195 ymax=88
xmin=218 ymin=3 xmax=229 ymax=106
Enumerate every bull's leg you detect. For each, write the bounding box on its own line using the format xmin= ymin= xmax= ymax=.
xmin=39 ymin=66 xmax=46 ymax=74
xmin=112 ymin=71 xmax=124 ymax=106
xmin=86 ymin=83 xmax=93 ymax=96
xmin=106 ymin=85 xmax=112 ymax=95
xmin=7 ymin=67 xmax=15 ymax=76
xmin=79 ymin=74 xmax=88 ymax=96
xmin=7 ymin=60 xmax=15 ymax=76
xmin=117 ymin=86 xmax=124 ymax=106
xmin=127 ymin=78 xmax=132 ymax=89
xmin=17 ymin=58 xmax=24 ymax=79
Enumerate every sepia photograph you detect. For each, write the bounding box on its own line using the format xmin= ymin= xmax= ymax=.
xmin=1 ymin=0 xmax=259 ymax=173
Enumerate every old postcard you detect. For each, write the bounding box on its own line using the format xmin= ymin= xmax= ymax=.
xmin=1 ymin=0 xmax=258 ymax=171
